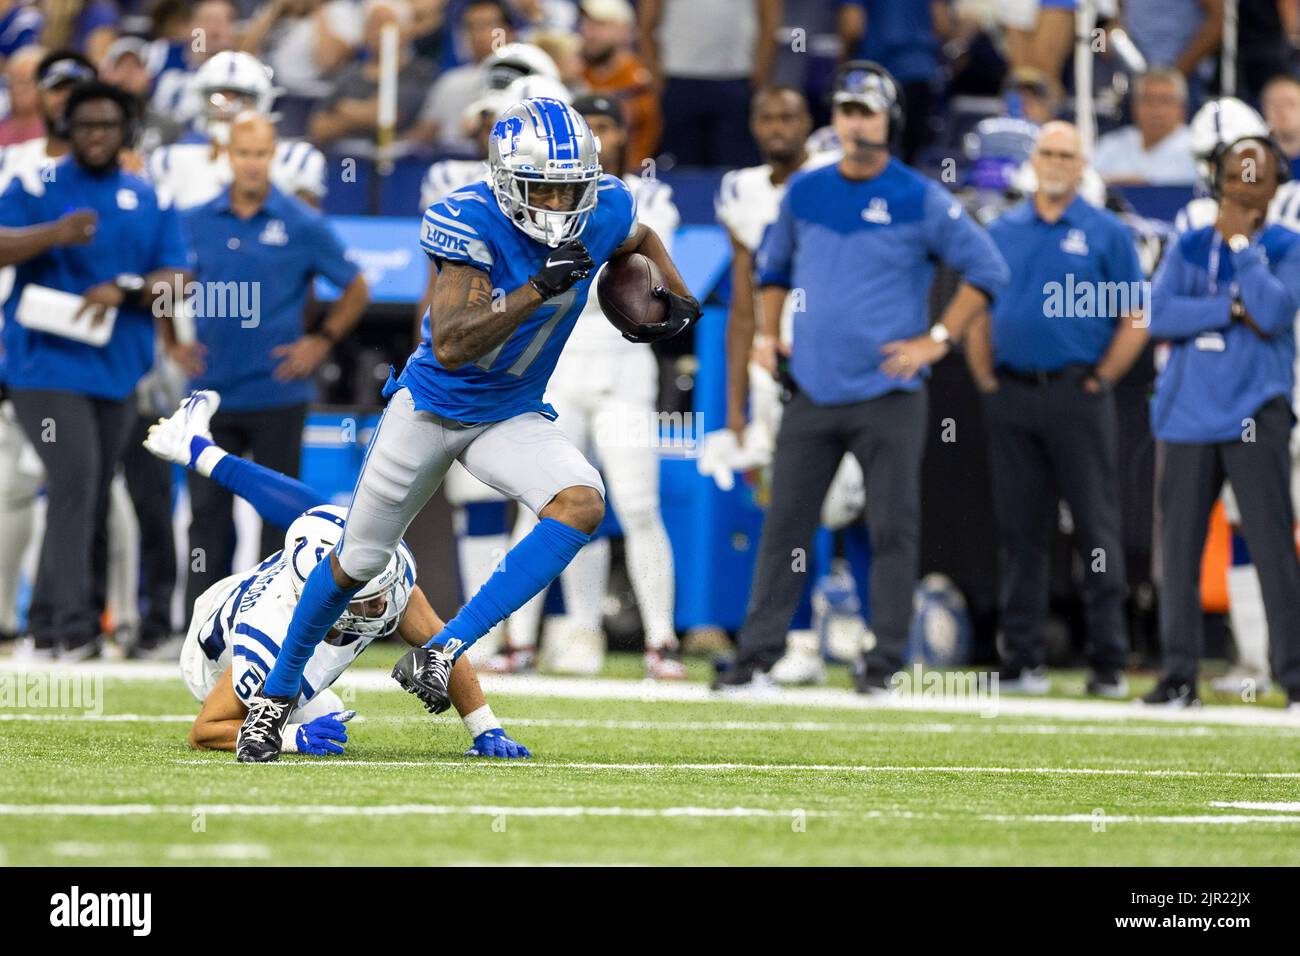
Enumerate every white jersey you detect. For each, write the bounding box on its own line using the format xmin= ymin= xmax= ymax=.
xmin=420 ymin=158 xmax=489 ymax=214
xmin=0 ymin=137 xmax=58 ymax=194
xmin=180 ymin=550 xmax=383 ymax=709
xmin=147 ymin=138 xmax=327 ymax=210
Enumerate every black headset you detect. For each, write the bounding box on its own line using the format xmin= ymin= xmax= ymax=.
xmin=1211 ymin=134 xmax=1291 ymax=199
xmin=832 ymin=60 xmax=906 ymax=151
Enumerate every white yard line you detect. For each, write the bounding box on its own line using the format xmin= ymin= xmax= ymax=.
xmin=3 ymin=658 xmax=1297 ymax=727
xmin=1208 ymin=801 xmax=1300 ymax=812
xmin=7 ymin=711 xmax=1294 ymax=738
xmin=170 ymin=758 xmax=1300 ymax=778
xmin=49 ymin=841 xmax=270 ymax=860
xmin=9 ymin=803 xmax=1300 ymax=827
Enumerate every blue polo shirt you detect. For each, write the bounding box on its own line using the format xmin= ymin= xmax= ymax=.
xmin=756 ymin=158 xmax=1009 ymax=405
xmin=0 ymin=159 xmax=188 ymax=400
xmin=182 ymin=187 xmax=359 ymax=412
xmin=987 ymin=196 xmax=1144 ymax=372
xmin=839 ymin=0 xmax=939 ymax=84
xmin=1148 ymin=224 xmax=1300 ymax=444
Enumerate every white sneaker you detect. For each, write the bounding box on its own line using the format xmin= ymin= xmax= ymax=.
xmin=644 ymin=648 xmax=688 ymax=681
xmin=770 ymin=631 xmax=826 ymax=686
xmin=11 ymin=636 xmax=54 ymax=661
xmin=144 ymin=390 xmax=220 ymax=467
xmin=542 ymin=621 xmax=605 ymax=676
xmin=999 ymin=665 xmax=1051 ymax=695
xmin=1209 ymin=668 xmax=1273 ymax=697
xmin=480 ymin=647 xmax=537 ymax=674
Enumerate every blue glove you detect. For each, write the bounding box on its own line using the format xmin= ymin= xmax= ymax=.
xmin=294 ymin=710 xmax=356 ymax=756
xmin=465 ymin=727 xmax=531 ymax=759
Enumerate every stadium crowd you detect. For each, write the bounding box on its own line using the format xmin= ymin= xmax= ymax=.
xmin=1 ymin=0 xmax=1300 ymax=711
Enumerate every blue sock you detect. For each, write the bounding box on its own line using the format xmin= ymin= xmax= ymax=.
xmin=203 ymin=437 xmax=324 ymax=532
xmin=263 ymin=556 xmax=363 ymax=697
xmin=429 ymin=517 xmax=590 ymax=656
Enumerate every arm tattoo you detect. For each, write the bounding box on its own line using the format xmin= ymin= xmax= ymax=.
xmin=429 ymin=263 xmax=543 ymax=369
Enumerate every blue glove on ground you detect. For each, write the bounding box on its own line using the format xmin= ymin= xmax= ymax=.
xmin=294 ymin=710 xmax=356 ymax=756
xmin=465 ymin=728 xmax=531 ymax=759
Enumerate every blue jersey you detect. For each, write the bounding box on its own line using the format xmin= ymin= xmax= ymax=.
xmin=396 ymin=176 xmax=637 ymax=422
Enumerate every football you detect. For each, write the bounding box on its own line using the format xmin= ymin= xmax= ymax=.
xmin=596 ymin=252 xmax=669 ymax=336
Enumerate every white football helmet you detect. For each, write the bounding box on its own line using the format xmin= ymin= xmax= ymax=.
xmin=283 ymin=505 xmax=416 ymax=641
xmin=480 ymin=42 xmax=559 ymax=92
xmin=488 ymin=96 xmax=602 ymax=246
xmin=1190 ymin=97 xmax=1269 ymax=188
xmin=462 ymin=74 xmax=571 ymax=128
xmin=191 ymin=51 xmax=279 ymax=144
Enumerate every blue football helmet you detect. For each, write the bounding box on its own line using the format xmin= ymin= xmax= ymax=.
xmin=487 ymin=96 xmax=603 ymax=246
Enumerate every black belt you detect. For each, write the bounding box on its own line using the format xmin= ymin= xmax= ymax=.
xmin=995 ymin=364 xmax=1091 ymax=386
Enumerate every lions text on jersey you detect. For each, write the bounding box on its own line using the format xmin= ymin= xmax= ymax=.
xmin=147 ymin=138 xmax=326 ymax=209
xmin=401 ymin=175 xmax=637 ymax=422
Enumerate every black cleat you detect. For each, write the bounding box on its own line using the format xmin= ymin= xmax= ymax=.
xmin=1138 ymin=676 xmax=1200 ymax=708
xmin=236 ymin=693 xmax=296 ymax=762
xmin=1085 ymin=669 xmax=1129 ymax=699
xmin=392 ymin=643 xmax=456 ymax=714
xmin=710 ymin=659 xmax=774 ymax=691
xmin=852 ymin=657 xmax=896 ymax=696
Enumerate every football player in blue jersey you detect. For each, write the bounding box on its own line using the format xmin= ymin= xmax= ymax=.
xmin=236 ymin=96 xmax=700 ymax=761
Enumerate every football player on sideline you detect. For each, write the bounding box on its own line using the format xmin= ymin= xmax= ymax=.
xmin=145 ymin=391 xmax=530 ymax=759
xmin=236 ymin=96 xmax=700 ymax=762
xmin=147 ymin=51 xmax=327 ymax=210
xmin=503 ymin=93 xmax=686 ymax=680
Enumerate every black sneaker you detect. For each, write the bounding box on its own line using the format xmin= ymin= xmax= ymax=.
xmin=852 ymin=657 xmax=896 ymax=696
xmin=236 ymin=693 xmax=296 ymax=762
xmin=1139 ymin=676 xmax=1200 ymax=708
xmin=1086 ymin=669 xmax=1130 ymax=699
xmin=709 ymin=659 xmax=774 ymax=691
xmin=392 ymin=643 xmax=456 ymax=714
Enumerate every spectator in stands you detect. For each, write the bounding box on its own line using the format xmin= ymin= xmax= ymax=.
xmin=580 ymin=0 xmax=657 ymax=168
xmin=1092 ymin=68 xmax=1197 ymax=185
xmin=639 ymin=0 xmax=778 ymax=167
xmin=308 ymin=0 xmax=438 ymax=147
xmin=99 ymin=36 xmax=183 ymax=151
xmin=40 ymin=0 xmax=118 ymax=65
xmin=242 ymin=0 xmax=363 ymax=100
xmin=150 ymin=0 xmax=239 ymax=123
xmin=180 ymin=111 xmax=368 ymax=616
xmin=1262 ymin=73 xmax=1300 ymax=179
xmin=837 ymin=0 xmax=941 ymax=164
xmin=409 ymin=0 xmax=449 ymax=64
xmin=412 ymin=0 xmax=512 ymax=153
xmin=972 ymin=121 xmax=1147 ymax=698
xmin=0 ymin=44 xmax=42 ymax=144
xmin=532 ymin=28 xmax=582 ymax=86
xmin=0 ymin=0 xmax=43 ymax=67
xmin=1144 ymin=136 xmax=1300 ymax=708
xmin=1119 ymin=0 xmax=1222 ymax=105
xmin=0 ymin=80 xmax=193 ymax=660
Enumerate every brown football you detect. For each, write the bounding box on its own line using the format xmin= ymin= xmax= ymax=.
xmin=596 ymin=252 xmax=669 ymax=336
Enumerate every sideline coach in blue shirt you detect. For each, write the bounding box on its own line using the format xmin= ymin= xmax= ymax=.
xmin=715 ymin=63 xmax=1009 ymax=691
xmin=973 ymin=121 xmax=1149 ymax=698
xmin=0 ymin=80 xmax=194 ymax=658
xmin=1146 ymin=137 xmax=1300 ymax=708
xmin=181 ymin=112 xmax=368 ymax=611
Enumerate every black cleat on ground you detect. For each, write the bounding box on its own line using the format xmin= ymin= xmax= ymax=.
xmin=236 ymin=693 xmax=296 ymax=762
xmin=1085 ymin=669 xmax=1129 ymax=699
xmin=392 ymin=644 xmax=455 ymax=714
xmin=709 ymin=659 xmax=773 ymax=691
xmin=1139 ymin=676 xmax=1201 ymax=708
xmin=852 ymin=657 xmax=895 ymax=696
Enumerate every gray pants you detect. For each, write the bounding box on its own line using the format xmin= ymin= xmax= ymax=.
xmin=736 ymin=387 xmax=927 ymax=672
xmin=1158 ymin=395 xmax=1300 ymax=691
xmin=337 ymin=387 xmax=604 ymax=582
xmin=9 ymin=388 xmax=135 ymax=648
xmin=982 ymin=369 xmax=1128 ymax=671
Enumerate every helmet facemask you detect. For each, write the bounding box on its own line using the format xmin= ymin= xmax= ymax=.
xmin=492 ymin=166 xmax=599 ymax=246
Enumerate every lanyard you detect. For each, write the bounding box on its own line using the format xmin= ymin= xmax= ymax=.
xmin=1206 ymin=230 xmax=1241 ymax=298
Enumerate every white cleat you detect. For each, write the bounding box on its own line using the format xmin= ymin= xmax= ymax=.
xmin=144 ymin=390 xmax=220 ymax=467
xmin=543 ymin=623 xmax=605 ymax=676
xmin=1209 ymin=668 xmax=1273 ymax=698
xmin=770 ymin=630 xmax=826 ymax=686
xmin=644 ymin=647 xmax=689 ymax=681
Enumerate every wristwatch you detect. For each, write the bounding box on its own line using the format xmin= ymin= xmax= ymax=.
xmin=1227 ymin=234 xmax=1250 ymax=254
xmin=929 ymin=324 xmax=952 ymax=345
xmin=113 ymin=273 xmax=146 ymax=304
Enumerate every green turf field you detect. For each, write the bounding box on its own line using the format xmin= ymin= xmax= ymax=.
xmin=3 ymin=651 xmax=1300 ymax=866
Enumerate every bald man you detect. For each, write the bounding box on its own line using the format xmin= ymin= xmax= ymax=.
xmin=179 ymin=112 xmax=370 ymax=611
xmin=973 ymin=121 xmax=1149 ymax=698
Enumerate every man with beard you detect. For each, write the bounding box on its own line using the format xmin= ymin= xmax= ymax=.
xmin=0 ymin=80 xmax=194 ymax=658
xmin=579 ymin=0 xmax=659 ymax=168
